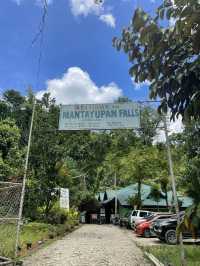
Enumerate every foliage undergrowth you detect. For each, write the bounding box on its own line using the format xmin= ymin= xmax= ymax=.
xmin=0 ymin=218 xmax=79 ymax=259
xmin=146 ymin=245 xmax=200 ymax=266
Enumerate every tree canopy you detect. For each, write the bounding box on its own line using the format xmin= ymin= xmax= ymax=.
xmin=113 ymin=0 xmax=200 ymax=120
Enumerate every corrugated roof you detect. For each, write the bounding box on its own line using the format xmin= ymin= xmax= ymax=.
xmin=105 ymin=190 xmax=116 ymax=201
xmin=96 ymin=192 xmax=105 ymax=202
xmin=99 ymin=183 xmax=193 ymax=208
xmin=117 ymin=184 xmax=151 ymax=205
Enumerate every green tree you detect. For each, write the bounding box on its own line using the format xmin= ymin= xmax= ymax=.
xmin=177 ymin=121 xmax=200 ymax=236
xmin=113 ymin=1 xmax=200 ymax=120
xmin=160 ymin=176 xmax=169 ymax=208
xmin=139 ymin=106 xmax=161 ymax=145
xmin=119 ymin=146 xmax=160 ymax=207
xmin=150 ymin=184 xmax=161 ymax=211
xmin=0 ymin=119 xmax=22 ymax=180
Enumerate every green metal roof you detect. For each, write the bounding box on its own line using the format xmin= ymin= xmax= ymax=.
xmin=96 ymin=192 xmax=105 ymax=202
xmin=117 ymin=184 xmax=151 ymax=205
xmin=99 ymin=183 xmax=193 ymax=208
xmin=105 ymin=190 xmax=116 ymax=201
xmin=179 ymin=196 xmax=193 ymax=208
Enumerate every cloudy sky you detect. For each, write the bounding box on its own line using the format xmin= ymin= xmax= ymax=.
xmin=0 ymin=0 xmax=162 ymax=104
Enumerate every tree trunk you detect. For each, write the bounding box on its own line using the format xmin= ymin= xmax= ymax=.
xmin=164 ymin=188 xmax=169 ymax=210
xmin=45 ymin=193 xmax=52 ymax=220
xmin=137 ymin=179 xmax=142 ymax=209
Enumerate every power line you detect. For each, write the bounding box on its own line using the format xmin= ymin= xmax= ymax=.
xmin=31 ymin=0 xmax=48 ymax=89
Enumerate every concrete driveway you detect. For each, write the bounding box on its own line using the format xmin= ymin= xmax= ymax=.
xmin=23 ymin=224 xmax=151 ymax=266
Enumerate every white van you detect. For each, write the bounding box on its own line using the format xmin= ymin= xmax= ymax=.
xmin=128 ymin=210 xmax=152 ymax=229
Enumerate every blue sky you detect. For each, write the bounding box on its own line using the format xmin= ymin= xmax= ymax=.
xmin=0 ymin=0 xmax=161 ymax=104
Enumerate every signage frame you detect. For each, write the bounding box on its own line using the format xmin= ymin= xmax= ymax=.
xmin=59 ymin=102 xmax=141 ymax=131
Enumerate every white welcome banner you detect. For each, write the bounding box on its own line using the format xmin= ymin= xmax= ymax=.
xmin=59 ymin=102 xmax=140 ymax=130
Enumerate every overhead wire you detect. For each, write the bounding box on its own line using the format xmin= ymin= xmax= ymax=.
xmin=31 ymin=0 xmax=48 ymax=89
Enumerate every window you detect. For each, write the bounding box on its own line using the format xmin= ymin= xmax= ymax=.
xmin=132 ymin=211 xmax=137 ymax=216
xmin=139 ymin=211 xmax=148 ymax=217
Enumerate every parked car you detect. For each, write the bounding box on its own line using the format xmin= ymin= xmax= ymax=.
xmin=134 ymin=212 xmax=170 ymax=228
xmin=135 ymin=213 xmax=173 ymax=238
xmin=133 ymin=213 xmax=156 ymax=230
xmin=152 ymin=212 xmax=200 ymax=244
xmin=128 ymin=210 xmax=153 ymax=229
xmin=119 ymin=211 xmax=132 ymax=227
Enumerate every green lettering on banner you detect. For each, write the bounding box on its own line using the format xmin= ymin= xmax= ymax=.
xmin=95 ymin=111 xmax=101 ymax=119
xmin=101 ymin=111 xmax=105 ymax=118
xmin=69 ymin=112 xmax=75 ymax=119
xmin=90 ymin=111 xmax=95 ymax=118
xmin=80 ymin=111 xmax=85 ymax=119
xmin=111 ymin=110 xmax=117 ymax=118
xmin=127 ymin=109 xmax=135 ymax=117
xmin=63 ymin=112 xmax=69 ymax=119
xmin=85 ymin=111 xmax=90 ymax=119
xmin=119 ymin=109 xmax=127 ymax=118
xmin=74 ymin=111 xmax=80 ymax=119
xmin=105 ymin=110 xmax=111 ymax=118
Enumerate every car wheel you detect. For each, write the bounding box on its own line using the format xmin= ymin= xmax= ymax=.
xmin=131 ymin=223 xmax=135 ymax=230
xmin=144 ymin=229 xmax=151 ymax=238
xmin=165 ymin=230 xmax=177 ymax=245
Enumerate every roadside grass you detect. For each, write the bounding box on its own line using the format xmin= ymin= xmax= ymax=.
xmin=146 ymin=245 xmax=200 ymax=266
xmin=0 ymin=220 xmax=79 ymax=259
xmin=0 ymin=222 xmax=16 ymax=258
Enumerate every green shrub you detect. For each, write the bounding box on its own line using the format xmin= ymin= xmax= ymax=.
xmin=47 ymin=205 xmax=68 ymax=225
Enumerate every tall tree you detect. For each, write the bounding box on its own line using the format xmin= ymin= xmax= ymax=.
xmin=119 ymin=146 xmax=161 ymax=207
xmin=0 ymin=119 xmax=22 ymax=180
xmin=113 ymin=1 xmax=200 ymax=120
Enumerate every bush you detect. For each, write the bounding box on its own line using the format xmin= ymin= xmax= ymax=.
xmin=46 ymin=205 xmax=68 ymax=225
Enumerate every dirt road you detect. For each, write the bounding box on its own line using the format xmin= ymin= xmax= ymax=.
xmin=23 ymin=224 xmax=150 ymax=266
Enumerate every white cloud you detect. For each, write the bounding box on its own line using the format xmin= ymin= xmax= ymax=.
xmin=69 ymin=0 xmax=116 ymax=28
xmin=69 ymin=0 xmax=102 ymax=16
xmin=36 ymin=67 xmax=122 ymax=104
xmin=154 ymin=115 xmax=184 ymax=143
xmin=99 ymin=13 xmax=116 ymax=28
xmin=131 ymin=78 xmax=151 ymax=90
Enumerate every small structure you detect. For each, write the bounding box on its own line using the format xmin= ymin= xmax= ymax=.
xmin=97 ymin=183 xmax=193 ymax=222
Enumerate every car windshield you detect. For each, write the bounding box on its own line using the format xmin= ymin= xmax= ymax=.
xmin=132 ymin=211 xmax=137 ymax=216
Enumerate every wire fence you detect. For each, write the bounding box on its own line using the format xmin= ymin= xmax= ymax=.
xmin=0 ymin=182 xmax=22 ymax=259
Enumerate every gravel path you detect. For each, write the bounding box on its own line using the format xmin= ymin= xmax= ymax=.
xmin=23 ymin=224 xmax=151 ymax=266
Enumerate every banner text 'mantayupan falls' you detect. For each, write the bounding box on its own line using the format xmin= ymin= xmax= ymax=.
xmin=59 ymin=102 xmax=140 ymax=130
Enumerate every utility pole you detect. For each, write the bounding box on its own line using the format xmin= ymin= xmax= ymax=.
xmin=72 ymin=173 xmax=87 ymax=191
xmin=163 ymin=116 xmax=186 ymax=266
xmin=83 ymin=174 xmax=87 ymax=191
xmin=15 ymin=97 xmax=36 ymax=260
xmin=114 ymin=172 xmax=117 ymax=217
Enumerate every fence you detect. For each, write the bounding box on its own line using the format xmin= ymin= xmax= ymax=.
xmin=0 ymin=182 xmax=22 ymax=260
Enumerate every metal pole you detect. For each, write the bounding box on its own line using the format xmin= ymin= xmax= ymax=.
xmin=15 ymin=97 xmax=36 ymax=259
xmin=114 ymin=172 xmax=117 ymax=217
xmin=163 ymin=116 xmax=186 ymax=266
xmin=83 ymin=175 xmax=86 ymax=191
